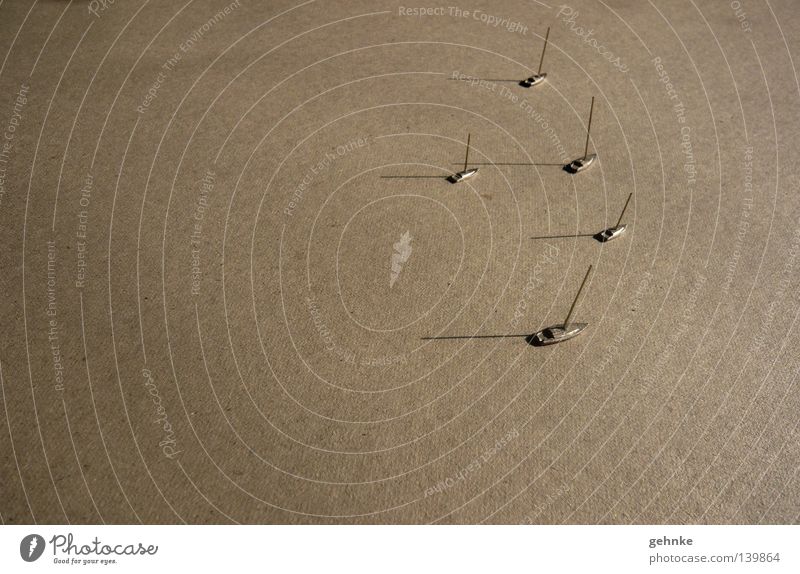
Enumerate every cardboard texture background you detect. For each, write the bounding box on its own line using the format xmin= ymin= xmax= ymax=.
xmin=0 ymin=0 xmax=798 ymax=524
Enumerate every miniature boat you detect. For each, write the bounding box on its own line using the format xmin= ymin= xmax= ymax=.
xmin=527 ymin=323 xmax=587 ymax=346
xmin=449 ymin=168 xmax=478 ymax=183
xmin=567 ymin=97 xmax=597 ymax=174
xmin=595 ymin=194 xmax=632 ymax=242
xmin=521 ymin=28 xmax=550 ymax=89
xmin=527 ymin=265 xmax=593 ymax=347
xmin=596 ymin=224 xmax=626 ymax=242
xmin=566 ymin=153 xmax=596 ymax=173
xmin=450 ymin=133 xmax=478 ymax=184
xmin=520 ymin=73 xmax=547 ymax=88
xmin=423 ymin=266 xmax=593 ymax=349
xmin=529 ymin=195 xmax=631 ymax=243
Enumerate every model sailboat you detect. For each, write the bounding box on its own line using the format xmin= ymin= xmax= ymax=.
xmin=596 ymin=193 xmax=632 ymax=242
xmin=520 ymin=27 xmax=550 ymax=88
xmin=566 ymin=97 xmax=597 ymax=173
xmin=528 ymin=265 xmax=592 ymax=345
xmin=449 ymin=133 xmax=478 ymax=183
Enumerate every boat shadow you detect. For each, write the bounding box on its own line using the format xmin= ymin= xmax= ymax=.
xmin=528 ymin=233 xmax=606 ymax=242
xmin=452 ymin=162 xmax=567 ymax=167
xmin=421 ymin=333 xmax=540 ymax=347
xmin=447 ymin=78 xmax=524 ymax=83
xmin=380 ymin=175 xmax=449 ymax=180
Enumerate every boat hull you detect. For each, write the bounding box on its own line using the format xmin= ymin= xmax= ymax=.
xmin=596 ymin=224 xmax=626 ymax=242
xmin=520 ymin=73 xmax=547 ymax=88
xmin=566 ymin=153 xmax=597 ymax=174
xmin=449 ymin=168 xmax=478 ymax=183
xmin=527 ymin=323 xmax=588 ymax=346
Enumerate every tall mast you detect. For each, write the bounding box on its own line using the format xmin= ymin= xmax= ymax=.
xmin=564 ymin=265 xmax=592 ymax=328
xmin=616 ymin=193 xmax=633 ymax=227
xmin=464 ymin=133 xmax=471 ymax=172
xmin=583 ymin=96 xmax=595 ymax=159
xmin=537 ymin=27 xmax=550 ymax=75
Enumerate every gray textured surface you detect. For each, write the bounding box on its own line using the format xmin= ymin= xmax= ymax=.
xmin=0 ymin=0 xmax=798 ymax=524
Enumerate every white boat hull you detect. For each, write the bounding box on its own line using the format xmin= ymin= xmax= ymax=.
xmin=449 ymin=168 xmax=478 ymax=183
xmin=520 ymin=73 xmax=547 ymax=88
xmin=596 ymin=224 xmax=626 ymax=242
xmin=527 ymin=323 xmax=588 ymax=346
xmin=566 ymin=153 xmax=597 ymax=174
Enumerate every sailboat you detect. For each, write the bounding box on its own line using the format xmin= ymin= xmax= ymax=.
xmin=520 ymin=27 xmax=550 ymax=88
xmin=528 ymin=265 xmax=592 ymax=345
xmin=566 ymin=97 xmax=597 ymax=174
xmin=595 ymin=193 xmax=632 ymax=243
xmin=421 ymin=266 xmax=593 ymax=347
xmin=529 ymin=194 xmax=632 ymax=243
xmin=449 ymin=133 xmax=478 ymax=183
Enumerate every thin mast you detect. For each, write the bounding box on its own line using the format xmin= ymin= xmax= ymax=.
xmin=464 ymin=133 xmax=471 ymax=171
xmin=615 ymin=193 xmax=633 ymax=227
xmin=537 ymin=27 xmax=550 ymax=75
xmin=583 ymin=96 xmax=595 ymax=159
xmin=563 ymin=265 xmax=592 ymax=328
